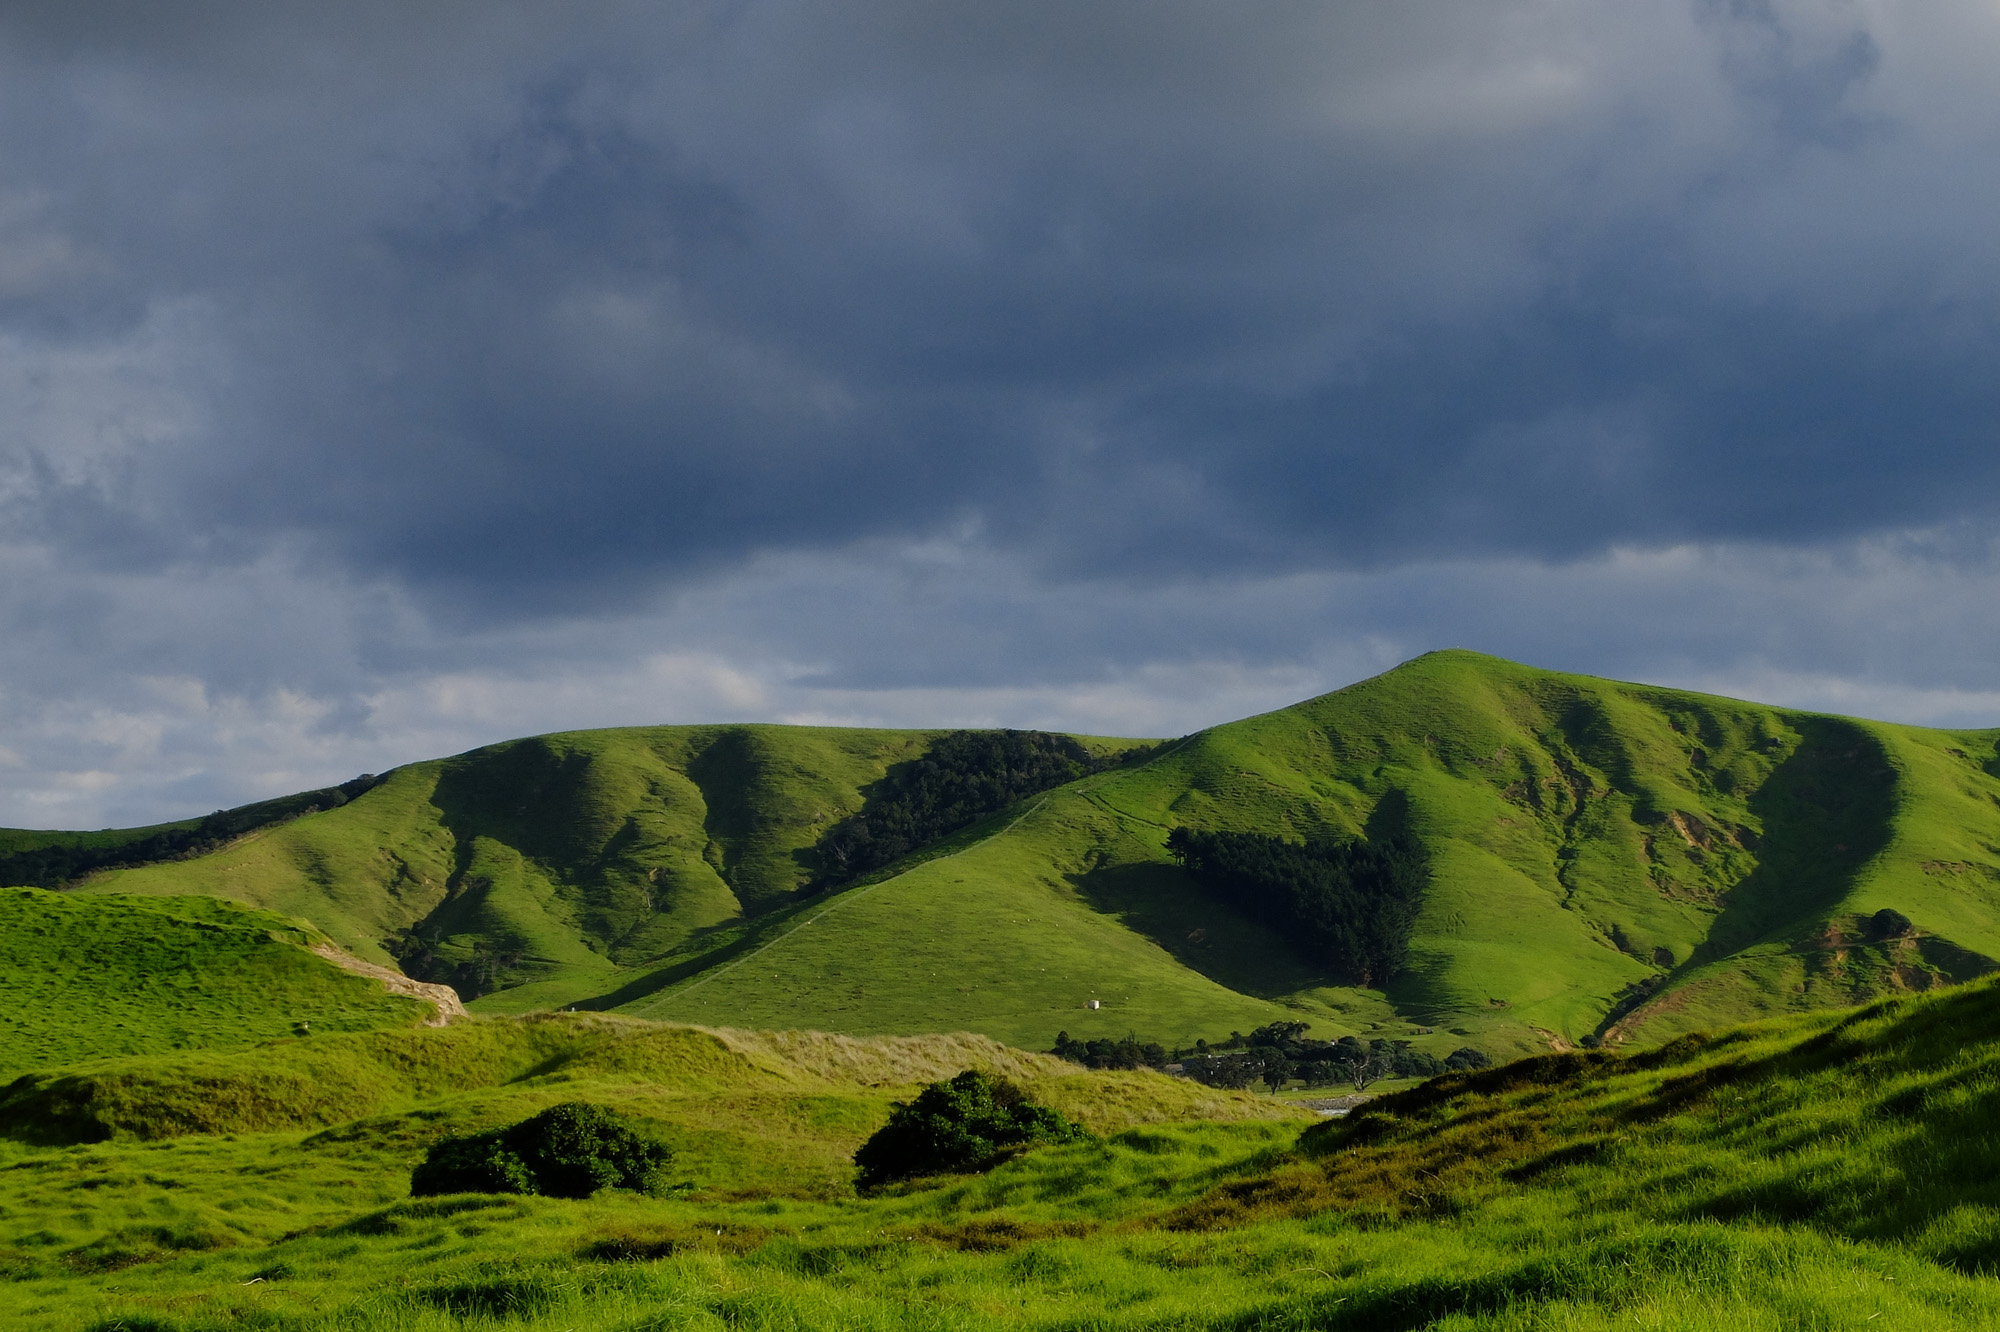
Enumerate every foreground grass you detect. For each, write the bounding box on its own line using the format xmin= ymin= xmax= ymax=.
xmin=18 ymin=979 xmax=2000 ymax=1327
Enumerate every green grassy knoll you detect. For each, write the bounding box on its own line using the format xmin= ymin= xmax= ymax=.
xmin=20 ymin=650 xmax=2000 ymax=1057
xmin=0 ymin=890 xmax=428 ymax=1078
xmin=17 ymin=984 xmax=2000 ymax=1328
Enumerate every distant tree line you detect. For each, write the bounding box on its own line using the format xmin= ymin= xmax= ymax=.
xmin=0 ymin=774 xmax=383 ymax=889
xmin=1049 ymin=1032 xmax=1169 ymax=1070
xmin=1050 ymin=1020 xmax=1490 ymax=1092
xmin=1166 ymin=826 xmax=1427 ymax=986
xmin=812 ymin=731 xmax=1155 ymax=888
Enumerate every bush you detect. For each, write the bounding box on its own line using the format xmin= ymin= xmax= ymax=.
xmin=411 ymin=1102 xmax=673 ymax=1200
xmin=853 ymin=1070 xmax=1089 ymax=1189
xmin=1871 ymin=908 xmax=1915 ymax=940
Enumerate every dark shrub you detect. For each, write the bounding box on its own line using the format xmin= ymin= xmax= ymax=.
xmin=1444 ymin=1047 xmax=1493 ymax=1073
xmin=1871 ymin=908 xmax=1915 ymax=940
xmin=411 ymin=1102 xmax=672 ymax=1200
xmin=853 ymin=1070 xmax=1089 ymax=1189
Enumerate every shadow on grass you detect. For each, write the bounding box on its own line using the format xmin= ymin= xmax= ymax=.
xmin=1069 ymin=862 xmax=1336 ymax=1001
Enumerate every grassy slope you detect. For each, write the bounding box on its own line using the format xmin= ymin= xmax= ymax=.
xmin=610 ymin=652 xmax=2000 ymax=1054
xmin=21 ymin=650 xmax=2000 ymax=1057
xmin=14 ymin=981 xmax=2000 ymax=1328
xmin=0 ymin=890 xmax=428 ymax=1079
xmin=68 ymin=726 xmax=975 ymax=980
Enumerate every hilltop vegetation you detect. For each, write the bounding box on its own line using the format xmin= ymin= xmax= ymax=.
xmin=10 ymin=651 xmax=2000 ymax=1055
xmin=0 ymin=776 xmax=382 ymax=889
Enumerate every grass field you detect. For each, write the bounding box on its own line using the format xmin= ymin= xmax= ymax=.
xmin=0 ymin=890 xmax=429 ymax=1079
xmin=13 ymin=977 xmax=2000 ymax=1328
xmin=12 ymin=650 xmax=2000 ymax=1057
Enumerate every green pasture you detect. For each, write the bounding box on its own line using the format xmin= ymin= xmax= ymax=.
xmin=0 ymin=890 xmax=424 ymax=1079
xmin=13 ymin=978 xmax=2000 ymax=1328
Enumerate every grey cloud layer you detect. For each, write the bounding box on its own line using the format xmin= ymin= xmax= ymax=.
xmin=4 ymin=2 xmax=2000 ymax=825
xmin=7 ymin=1 xmax=1998 ymax=604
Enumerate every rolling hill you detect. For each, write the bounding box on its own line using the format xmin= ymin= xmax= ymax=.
xmin=0 ymin=890 xmax=437 ymax=1079
xmin=11 ymin=650 xmax=2000 ymax=1058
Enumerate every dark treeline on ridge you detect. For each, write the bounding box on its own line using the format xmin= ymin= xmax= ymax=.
xmin=0 ymin=775 xmax=383 ymax=890
xmin=812 ymin=730 xmax=1124 ymax=888
xmin=1167 ymin=826 xmax=1426 ymax=987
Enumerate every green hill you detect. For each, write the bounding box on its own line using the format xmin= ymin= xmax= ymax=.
xmin=14 ymin=651 xmax=2000 ymax=1058
xmin=0 ymin=890 xmax=433 ymax=1078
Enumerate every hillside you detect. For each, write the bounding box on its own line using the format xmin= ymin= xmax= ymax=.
xmin=10 ymin=974 xmax=2000 ymax=1328
xmin=0 ymin=890 xmax=436 ymax=1078
xmin=12 ymin=650 xmax=2000 ymax=1057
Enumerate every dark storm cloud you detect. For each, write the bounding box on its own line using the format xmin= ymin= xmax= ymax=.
xmin=11 ymin=1 xmax=2000 ymax=828
xmin=5 ymin=0 xmax=1998 ymax=612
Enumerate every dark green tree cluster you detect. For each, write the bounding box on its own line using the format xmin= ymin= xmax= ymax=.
xmin=813 ymin=731 xmax=1104 ymax=887
xmin=1046 ymin=1020 xmax=1491 ymax=1092
xmin=852 ymin=1070 xmax=1089 ymax=1189
xmin=0 ymin=775 xmax=381 ymax=889
xmin=1049 ymin=1031 xmax=1168 ymax=1070
xmin=410 ymin=1102 xmax=673 ymax=1200
xmin=1166 ymin=827 xmax=1427 ymax=986
xmin=389 ymin=931 xmax=529 ymax=1001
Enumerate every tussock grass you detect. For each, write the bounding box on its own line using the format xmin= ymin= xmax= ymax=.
xmin=699 ymin=1027 xmax=1073 ymax=1086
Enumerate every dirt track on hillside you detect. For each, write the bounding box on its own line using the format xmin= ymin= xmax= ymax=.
xmin=308 ymin=943 xmax=465 ymax=1026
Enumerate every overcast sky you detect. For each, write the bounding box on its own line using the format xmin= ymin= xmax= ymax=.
xmin=5 ymin=0 xmax=2000 ymax=827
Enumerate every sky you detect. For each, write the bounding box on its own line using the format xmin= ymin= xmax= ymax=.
xmin=5 ymin=0 xmax=2000 ymax=827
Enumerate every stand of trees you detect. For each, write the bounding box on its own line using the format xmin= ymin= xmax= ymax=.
xmin=1166 ymin=826 xmax=1427 ymax=987
xmin=1049 ymin=1032 xmax=1169 ymax=1070
xmin=1049 ymin=1020 xmax=1491 ymax=1092
xmin=812 ymin=731 xmax=1124 ymax=888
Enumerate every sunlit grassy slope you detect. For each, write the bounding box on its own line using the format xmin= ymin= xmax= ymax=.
xmin=63 ymin=725 xmax=1010 ymax=982
xmin=15 ymin=976 xmax=2000 ymax=1328
xmin=0 ymin=890 xmax=428 ymax=1079
xmin=614 ymin=650 xmax=2000 ymax=1054
xmin=21 ymin=650 xmax=2000 ymax=1055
